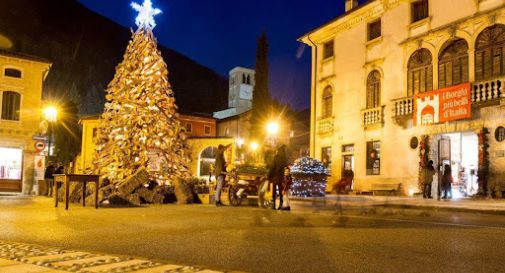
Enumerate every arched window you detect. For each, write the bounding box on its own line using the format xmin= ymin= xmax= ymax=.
xmin=321 ymin=86 xmax=333 ymax=118
xmin=408 ymin=48 xmax=433 ymax=96
xmin=247 ymin=75 xmax=251 ymax=84
xmin=1 ymin=91 xmax=21 ymax=121
xmin=199 ymin=146 xmax=217 ymax=176
xmin=475 ymin=25 xmax=505 ymax=81
xmin=4 ymin=68 xmax=22 ymax=78
xmin=366 ymin=70 xmax=381 ymax=109
xmin=439 ymin=39 xmax=469 ymax=88
xmin=242 ymin=74 xmax=246 ymax=84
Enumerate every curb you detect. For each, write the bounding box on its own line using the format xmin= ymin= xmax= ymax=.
xmin=291 ymin=197 xmax=505 ymax=216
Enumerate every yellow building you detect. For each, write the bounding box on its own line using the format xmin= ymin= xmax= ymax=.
xmin=0 ymin=49 xmax=51 ymax=193
xmin=300 ymin=0 xmax=505 ymax=196
xmin=78 ymin=115 xmax=234 ymax=178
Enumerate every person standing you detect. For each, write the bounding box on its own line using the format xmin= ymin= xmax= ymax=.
xmin=44 ymin=164 xmax=55 ymax=196
xmin=441 ymin=164 xmax=453 ymax=199
xmin=281 ymin=167 xmax=293 ymax=211
xmin=422 ymin=160 xmax=436 ymax=199
xmin=214 ymin=144 xmax=231 ymax=206
xmin=268 ymin=145 xmax=288 ymax=210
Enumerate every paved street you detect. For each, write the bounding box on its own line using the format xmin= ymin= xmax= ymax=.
xmin=1 ymin=196 xmax=505 ymax=273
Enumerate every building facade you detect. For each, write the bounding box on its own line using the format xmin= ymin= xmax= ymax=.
xmin=0 ymin=49 xmax=51 ymax=193
xmin=300 ymin=0 xmax=505 ymax=196
xmin=179 ymin=113 xmax=217 ymax=138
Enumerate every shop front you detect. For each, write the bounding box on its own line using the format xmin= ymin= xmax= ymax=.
xmin=0 ymin=147 xmax=23 ymax=192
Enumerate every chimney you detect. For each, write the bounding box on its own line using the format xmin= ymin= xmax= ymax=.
xmin=345 ymin=0 xmax=358 ymax=12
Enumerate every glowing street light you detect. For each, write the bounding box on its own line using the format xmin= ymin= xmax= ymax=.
xmin=250 ymin=141 xmax=259 ymax=151
xmin=43 ymin=106 xmax=58 ymax=123
xmin=266 ymin=121 xmax=280 ymax=135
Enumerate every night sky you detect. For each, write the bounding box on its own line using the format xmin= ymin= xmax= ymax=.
xmin=76 ymin=0 xmax=354 ymax=110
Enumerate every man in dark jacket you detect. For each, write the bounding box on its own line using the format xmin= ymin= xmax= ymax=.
xmin=422 ymin=160 xmax=436 ymax=198
xmin=44 ymin=164 xmax=55 ymax=196
xmin=214 ymin=144 xmax=231 ymax=206
xmin=268 ymin=145 xmax=288 ymax=210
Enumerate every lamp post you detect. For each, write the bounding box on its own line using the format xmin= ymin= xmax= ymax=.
xmin=43 ymin=106 xmax=58 ymax=158
xmin=266 ymin=121 xmax=280 ymax=147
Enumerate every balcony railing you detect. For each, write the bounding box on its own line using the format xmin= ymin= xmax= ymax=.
xmin=392 ymin=78 xmax=505 ymax=118
xmin=361 ymin=106 xmax=383 ymax=127
xmin=317 ymin=117 xmax=334 ymax=134
xmin=472 ymin=78 xmax=505 ymax=103
xmin=392 ymin=97 xmax=414 ymax=117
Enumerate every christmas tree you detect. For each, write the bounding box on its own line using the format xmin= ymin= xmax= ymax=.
xmin=94 ymin=0 xmax=190 ymax=185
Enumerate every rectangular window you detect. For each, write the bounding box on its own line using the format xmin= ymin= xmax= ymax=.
xmin=4 ymin=68 xmax=22 ymax=78
xmin=321 ymin=147 xmax=332 ymax=171
xmin=366 ymin=141 xmax=380 ymax=176
xmin=323 ymin=40 xmax=334 ymax=59
xmin=411 ymin=0 xmax=429 ymax=23
xmin=204 ymin=125 xmax=211 ymax=135
xmin=185 ymin=123 xmax=192 ymax=133
xmin=1 ymin=91 xmax=21 ymax=121
xmin=368 ymin=19 xmax=381 ymax=41
xmin=342 ymin=144 xmax=355 ymax=153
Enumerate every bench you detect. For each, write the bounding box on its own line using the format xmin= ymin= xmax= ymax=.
xmin=371 ymin=183 xmax=401 ymax=196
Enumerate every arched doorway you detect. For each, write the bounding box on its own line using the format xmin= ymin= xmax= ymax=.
xmin=199 ymin=146 xmax=217 ymax=177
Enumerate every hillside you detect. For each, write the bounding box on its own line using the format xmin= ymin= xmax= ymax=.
xmin=0 ymin=0 xmax=228 ymax=115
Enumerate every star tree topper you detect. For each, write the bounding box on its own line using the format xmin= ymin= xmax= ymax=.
xmin=131 ymin=0 xmax=162 ymax=29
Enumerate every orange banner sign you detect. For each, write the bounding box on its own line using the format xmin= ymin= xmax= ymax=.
xmin=414 ymin=83 xmax=472 ymax=126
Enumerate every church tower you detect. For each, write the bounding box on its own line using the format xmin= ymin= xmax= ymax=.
xmin=228 ymin=67 xmax=255 ymax=114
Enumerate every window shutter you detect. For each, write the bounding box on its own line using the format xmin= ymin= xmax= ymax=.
xmin=439 ymin=63 xmax=446 ymax=88
xmin=476 ymin=51 xmax=484 ymax=81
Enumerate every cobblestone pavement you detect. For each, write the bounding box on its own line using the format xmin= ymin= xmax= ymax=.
xmin=0 ymin=240 xmax=228 ymax=273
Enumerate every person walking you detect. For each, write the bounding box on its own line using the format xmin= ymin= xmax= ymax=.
xmin=44 ymin=163 xmax=55 ymax=196
xmin=268 ymin=145 xmax=288 ymax=210
xmin=441 ymin=164 xmax=453 ymax=199
xmin=214 ymin=144 xmax=231 ymax=206
xmin=422 ymin=160 xmax=436 ymax=199
xmin=281 ymin=167 xmax=293 ymax=211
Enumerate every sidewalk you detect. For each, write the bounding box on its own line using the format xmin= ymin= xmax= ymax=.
xmin=0 ymin=240 xmax=231 ymax=273
xmin=292 ymin=195 xmax=505 ymax=215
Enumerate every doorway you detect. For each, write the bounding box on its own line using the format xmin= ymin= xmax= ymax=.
xmin=437 ymin=132 xmax=479 ymax=198
xmin=341 ymin=144 xmax=355 ymax=190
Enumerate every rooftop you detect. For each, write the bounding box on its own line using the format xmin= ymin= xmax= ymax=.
xmin=0 ymin=48 xmax=51 ymax=64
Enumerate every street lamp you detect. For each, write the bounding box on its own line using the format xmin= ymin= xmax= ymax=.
xmin=266 ymin=121 xmax=280 ymax=136
xmin=43 ymin=106 xmax=58 ymax=157
xmin=250 ymin=141 xmax=259 ymax=151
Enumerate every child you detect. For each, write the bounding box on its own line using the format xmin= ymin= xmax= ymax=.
xmin=281 ymin=167 xmax=293 ymax=211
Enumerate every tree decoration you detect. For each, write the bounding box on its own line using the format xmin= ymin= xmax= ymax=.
xmin=418 ymin=135 xmax=430 ymax=192
xmin=477 ymin=128 xmax=490 ymax=196
xmin=93 ymin=0 xmax=190 ymax=188
xmin=131 ymin=0 xmax=162 ymax=29
xmin=290 ymin=157 xmax=328 ymax=197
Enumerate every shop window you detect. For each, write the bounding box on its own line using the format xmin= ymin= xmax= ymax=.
xmin=439 ymin=39 xmax=469 ymax=88
xmin=367 ymin=19 xmax=381 ymax=41
xmin=475 ymin=24 xmax=505 ymax=81
xmin=199 ymin=146 xmax=217 ymax=177
xmin=407 ymin=48 xmax=433 ymax=96
xmin=185 ymin=123 xmax=192 ymax=133
xmin=366 ymin=70 xmax=381 ymax=109
xmin=366 ymin=141 xmax=381 ymax=175
xmin=4 ymin=68 xmax=22 ymax=78
xmin=1 ymin=91 xmax=21 ymax=121
xmin=321 ymin=86 xmax=333 ymax=118
xmin=0 ymin=147 xmax=22 ymax=180
xmin=321 ymin=147 xmax=332 ymax=171
xmin=204 ymin=125 xmax=211 ymax=135
xmin=411 ymin=0 xmax=429 ymax=23
xmin=323 ymin=40 xmax=334 ymax=59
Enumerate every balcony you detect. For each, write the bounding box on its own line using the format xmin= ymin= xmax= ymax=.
xmin=391 ymin=78 xmax=505 ymax=120
xmin=317 ymin=117 xmax=334 ymax=135
xmin=361 ymin=106 xmax=384 ymax=128
xmin=472 ymin=78 xmax=505 ymax=103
